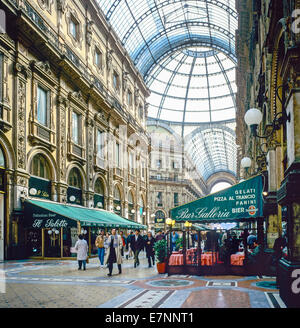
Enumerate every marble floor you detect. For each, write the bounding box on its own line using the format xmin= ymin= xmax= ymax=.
xmin=0 ymin=252 xmax=289 ymax=308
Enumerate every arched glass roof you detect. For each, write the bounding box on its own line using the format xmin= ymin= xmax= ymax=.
xmin=97 ymin=0 xmax=238 ymax=182
xmin=185 ymin=126 xmax=237 ymax=180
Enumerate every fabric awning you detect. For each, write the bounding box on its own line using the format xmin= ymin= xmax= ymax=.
xmin=170 ymin=175 xmax=264 ymax=223
xmin=24 ymin=198 xmax=147 ymax=230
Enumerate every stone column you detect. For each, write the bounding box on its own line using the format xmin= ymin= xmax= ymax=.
xmin=277 ymin=86 xmax=300 ymax=307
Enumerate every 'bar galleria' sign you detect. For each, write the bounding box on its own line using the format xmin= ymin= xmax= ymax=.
xmin=171 ymin=175 xmax=263 ymax=222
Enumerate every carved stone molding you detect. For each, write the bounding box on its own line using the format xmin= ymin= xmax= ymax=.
xmin=14 ymin=62 xmax=30 ymax=80
xmin=122 ymin=71 xmax=129 ymax=92
xmin=86 ymin=20 xmax=94 ymax=47
xmin=16 ymin=78 xmax=26 ymax=170
xmin=107 ymin=49 xmax=114 ymax=72
xmin=57 ymin=0 xmax=66 ymax=13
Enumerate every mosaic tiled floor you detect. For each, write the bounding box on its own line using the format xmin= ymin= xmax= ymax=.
xmin=0 ymin=253 xmax=289 ymax=308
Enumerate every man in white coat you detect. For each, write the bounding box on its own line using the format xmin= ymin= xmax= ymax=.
xmin=74 ymin=234 xmax=88 ymax=270
xmin=104 ymin=228 xmax=123 ymax=276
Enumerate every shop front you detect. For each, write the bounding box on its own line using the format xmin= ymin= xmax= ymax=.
xmin=23 ymin=198 xmax=146 ymax=260
xmin=167 ymin=175 xmax=272 ymax=276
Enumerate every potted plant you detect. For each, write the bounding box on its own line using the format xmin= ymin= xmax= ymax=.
xmin=154 ymin=239 xmax=167 ymax=273
xmin=175 ymin=237 xmax=183 ymax=251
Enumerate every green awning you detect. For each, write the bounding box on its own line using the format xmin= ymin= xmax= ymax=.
xmin=170 ymin=175 xmax=264 ymax=223
xmin=24 ymin=199 xmax=147 ymax=230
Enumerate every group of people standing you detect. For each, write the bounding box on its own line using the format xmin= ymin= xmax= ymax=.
xmin=74 ymin=228 xmax=163 ymax=276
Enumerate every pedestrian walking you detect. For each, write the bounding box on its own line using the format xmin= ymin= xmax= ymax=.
xmin=127 ymin=231 xmax=134 ymax=259
xmin=120 ymin=230 xmax=126 ymax=257
xmin=74 ymin=234 xmax=88 ymax=271
xmin=95 ymin=230 xmax=105 ymax=268
xmin=145 ymin=231 xmax=155 ymax=268
xmin=104 ymin=228 xmax=123 ymax=276
xmin=131 ymin=229 xmax=144 ymax=268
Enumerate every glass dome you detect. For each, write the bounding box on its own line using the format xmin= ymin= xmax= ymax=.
xmin=96 ymin=0 xmax=238 ymax=181
xmin=146 ymin=46 xmax=236 ymax=123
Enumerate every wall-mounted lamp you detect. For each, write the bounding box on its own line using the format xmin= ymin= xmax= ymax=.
xmin=69 ymin=195 xmax=76 ymax=202
xmin=244 ymin=106 xmax=290 ymax=139
xmin=97 ymin=202 xmax=103 ymax=208
xmin=131 ymin=209 xmax=135 ymax=214
xmin=241 ymin=157 xmax=252 ymax=170
xmin=116 ymin=205 xmax=121 ymax=211
xmin=29 ymin=188 xmax=37 ymax=196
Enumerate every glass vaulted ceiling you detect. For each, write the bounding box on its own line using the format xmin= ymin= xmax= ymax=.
xmin=97 ymin=0 xmax=238 ymax=181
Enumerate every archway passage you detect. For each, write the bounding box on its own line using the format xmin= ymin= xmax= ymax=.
xmin=206 ymin=171 xmax=237 ymax=193
xmin=210 ymin=182 xmax=232 ymax=193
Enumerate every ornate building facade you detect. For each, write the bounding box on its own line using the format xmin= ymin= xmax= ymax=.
xmin=0 ymin=0 xmax=150 ymax=260
xmin=147 ymin=123 xmax=209 ymax=232
xmin=236 ymin=0 xmax=300 ymax=307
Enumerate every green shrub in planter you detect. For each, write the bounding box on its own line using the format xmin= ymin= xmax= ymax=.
xmin=154 ymin=239 xmax=167 ymax=263
xmin=175 ymin=237 xmax=183 ymax=251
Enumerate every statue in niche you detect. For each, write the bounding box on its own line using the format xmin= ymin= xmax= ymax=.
xmin=106 ymin=49 xmax=114 ymax=72
xmin=123 ymin=71 xmax=129 ymax=92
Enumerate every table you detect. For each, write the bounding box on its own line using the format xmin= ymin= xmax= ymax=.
xmin=169 ymin=254 xmax=183 ymax=266
xmin=169 ymin=252 xmax=218 ymax=266
xmin=230 ymin=253 xmax=245 ymax=266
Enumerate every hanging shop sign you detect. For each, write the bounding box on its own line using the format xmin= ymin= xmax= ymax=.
xmin=24 ymin=201 xmax=77 ymax=229
xmin=170 ymin=175 xmax=263 ymax=222
xmin=29 ymin=176 xmax=51 ymax=199
xmin=94 ymin=194 xmax=104 ymax=208
xmin=67 ymin=187 xmax=82 ymax=205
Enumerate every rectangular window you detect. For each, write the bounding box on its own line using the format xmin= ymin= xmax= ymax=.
xmin=129 ymin=152 xmax=134 ymax=175
xmin=97 ymin=129 xmax=104 ymax=158
xmin=174 ymin=193 xmax=179 ymax=206
xmin=37 ymin=86 xmax=48 ymax=126
xmin=72 ymin=111 xmax=79 ymax=144
xmin=141 ymin=161 xmax=145 ymax=179
xmin=157 ymin=192 xmax=162 ymax=206
xmin=95 ymin=48 xmax=102 ymax=68
xmin=113 ymin=72 xmax=119 ymax=91
xmin=116 ymin=142 xmax=120 ymax=167
xmin=139 ymin=105 xmax=143 ymax=119
xmin=70 ymin=16 xmax=78 ymax=40
xmin=157 ymin=159 xmax=162 ymax=169
xmin=127 ymin=90 xmax=132 ymax=106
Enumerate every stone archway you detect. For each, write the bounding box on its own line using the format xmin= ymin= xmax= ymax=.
xmin=206 ymin=171 xmax=237 ymax=193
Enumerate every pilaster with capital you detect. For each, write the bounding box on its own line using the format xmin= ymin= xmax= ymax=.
xmin=57 ymin=95 xmax=67 ymax=182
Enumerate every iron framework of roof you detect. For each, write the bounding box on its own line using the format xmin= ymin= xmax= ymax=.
xmin=96 ymin=0 xmax=238 ymax=183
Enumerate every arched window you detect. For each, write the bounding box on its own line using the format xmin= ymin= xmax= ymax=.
xmin=67 ymin=167 xmax=83 ymax=205
xmin=155 ymin=210 xmax=165 ymax=225
xmin=68 ymin=167 xmax=82 ymax=188
xmin=30 ymin=154 xmax=51 ymax=179
xmin=94 ymin=178 xmax=105 ymax=209
xmin=114 ymin=186 xmax=121 ymax=201
xmin=128 ymin=190 xmax=135 ymax=221
xmin=113 ymin=185 xmax=122 ymax=215
xmin=0 ymin=147 xmax=5 ymax=168
xmin=0 ymin=146 xmax=6 ymax=192
xmin=29 ymin=154 xmax=51 ymax=199
xmin=95 ymin=178 xmax=104 ymax=195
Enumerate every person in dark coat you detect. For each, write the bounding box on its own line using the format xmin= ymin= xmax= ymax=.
xmin=126 ymin=231 xmax=134 ymax=259
xmin=155 ymin=230 xmax=165 ymax=242
xmin=130 ymin=229 xmax=145 ymax=267
xmin=272 ymin=234 xmax=287 ymax=266
xmin=145 ymin=231 xmax=155 ymax=268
